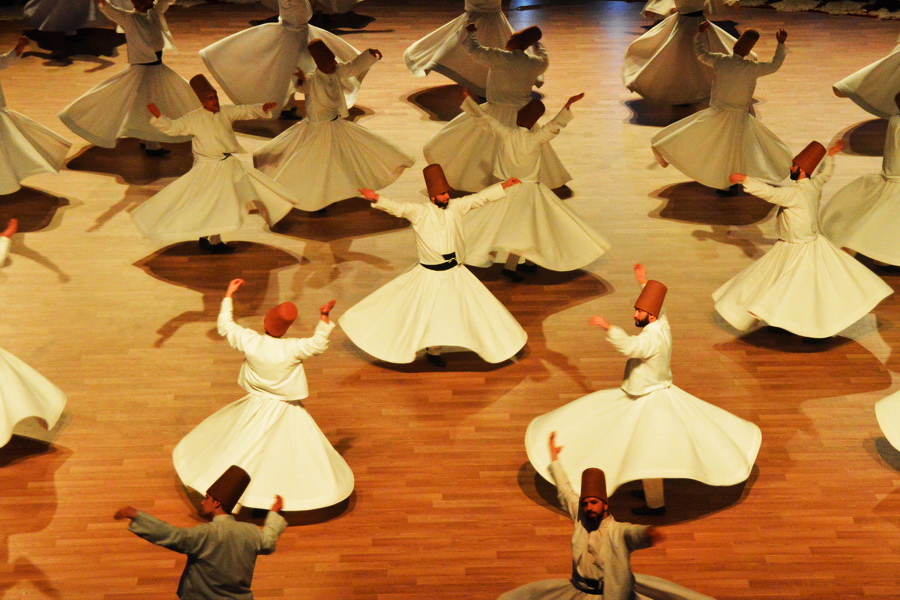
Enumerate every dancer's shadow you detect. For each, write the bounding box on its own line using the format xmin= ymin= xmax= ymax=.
xmin=870 ymin=437 xmax=900 ymax=471
xmin=623 ymin=98 xmax=707 ymax=127
xmin=839 ymin=119 xmax=887 ymax=157
xmin=518 ymin=462 xmax=755 ymax=525
xmin=272 ymin=199 xmax=408 ymax=243
xmin=134 ymin=242 xmax=303 ymax=347
xmin=310 ymin=10 xmax=376 ymax=30
xmin=66 ymin=139 xmax=193 ymax=185
xmin=650 ymin=182 xmax=775 ymax=226
xmin=232 ymin=104 xmax=371 ymax=138
xmin=407 ymin=85 xmax=467 ymax=122
xmin=87 ymin=183 xmax=153 ymax=233
xmin=872 ymin=484 xmax=900 ymax=529
xmin=0 ymin=438 xmax=69 ymax=599
xmin=23 ymin=28 xmax=125 ymax=66
xmin=691 ymin=224 xmax=774 ymax=259
xmin=0 ymin=189 xmax=72 ymax=280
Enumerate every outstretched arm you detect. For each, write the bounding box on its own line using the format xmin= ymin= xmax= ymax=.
xmin=462 ymin=24 xmax=513 ymax=69
xmin=460 ymin=94 xmax=507 ymax=137
xmin=359 ymin=188 xmax=422 ymax=222
xmin=338 ymin=49 xmax=380 ymax=80
xmin=754 ymin=30 xmax=788 ymax=77
xmin=118 ymin=509 xmax=209 ymax=556
xmin=217 ymin=279 xmax=252 ymax=352
xmin=694 ymin=23 xmax=721 ymax=67
xmin=532 ymin=93 xmax=582 ymax=144
xmin=288 ymin=301 xmax=336 ymax=360
xmin=547 ymin=432 xmax=580 ymax=521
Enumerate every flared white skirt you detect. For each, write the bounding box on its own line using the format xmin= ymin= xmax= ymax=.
xmin=651 ymin=107 xmax=791 ymax=190
xmin=0 ymin=107 xmax=71 ymax=195
xmin=131 ymin=155 xmax=299 ymax=241
xmin=340 ymin=264 xmax=527 ymax=363
xmin=201 ymin=21 xmax=364 ymax=110
xmin=499 ymin=574 xmax=716 ymax=600
xmin=833 ymin=43 xmax=900 ymax=120
xmin=24 ymin=0 xmax=107 ymax=32
xmin=59 ymin=63 xmax=199 ymax=149
xmin=403 ymin=10 xmax=512 ymax=96
xmin=875 ymin=390 xmax=900 ymax=452
xmin=525 ymin=384 xmax=761 ymax=496
xmin=463 ymin=181 xmax=609 ymax=271
xmin=173 ymin=394 xmax=354 ymax=511
xmin=712 ymin=236 xmax=893 ymax=337
xmin=820 ymin=175 xmax=900 ymax=266
xmin=253 ymin=118 xmax=414 ymax=211
xmin=0 ymin=347 xmax=67 ymax=448
xmin=623 ymin=14 xmax=738 ymax=106
xmin=424 ymin=102 xmax=571 ymax=192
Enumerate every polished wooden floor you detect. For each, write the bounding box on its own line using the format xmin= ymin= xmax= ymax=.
xmin=1 ymin=1 xmax=898 ymax=598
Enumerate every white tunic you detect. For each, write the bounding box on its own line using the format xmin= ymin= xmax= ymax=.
xmin=98 ymin=0 xmax=175 ymax=65
xmin=173 ymin=298 xmax=354 ymax=511
xmin=462 ymin=30 xmax=547 ymax=107
xmin=821 ymin=114 xmax=900 ymax=265
xmin=459 ymin=97 xmax=610 ymax=271
xmin=650 ymin=37 xmax=791 ymax=189
xmin=713 ymin=157 xmax=893 ymax=337
xmin=302 ymin=52 xmax=378 ymax=121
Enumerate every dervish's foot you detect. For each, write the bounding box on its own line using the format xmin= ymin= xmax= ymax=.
xmin=198 ymin=237 xmax=215 ymax=252
xmin=280 ymin=108 xmax=302 ymax=121
xmin=715 ymin=184 xmax=741 ymax=197
xmin=141 ymin=144 xmax=171 ymax=157
xmin=426 ymin=353 xmax=447 ymax=368
xmin=518 ymin=263 xmax=538 ymax=274
xmin=211 ymin=242 xmax=236 ymax=255
xmin=631 ymin=504 xmax=666 ymax=516
xmin=502 ymin=268 xmax=524 ymax=282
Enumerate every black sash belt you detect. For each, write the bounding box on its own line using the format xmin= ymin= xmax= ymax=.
xmin=421 ymin=252 xmax=458 ymax=271
xmin=571 ymin=574 xmax=604 ymax=595
xmin=683 ymin=9 xmax=704 ymax=16
xmin=137 ymin=51 xmax=163 ymax=66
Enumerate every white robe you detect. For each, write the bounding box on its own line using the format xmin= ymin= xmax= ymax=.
xmin=423 ymin=32 xmax=571 ymax=191
xmin=459 ymin=96 xmax=610 ymax=271
xmin=173 ymin=298 xmax=353 ymax=511
xmin=23 ymin=0 xmax=109 ymax=33
xmin=640 ymin=0 xmax=736 ymax=18
xmin=713 ymin=157 xmax=893 ymax=337
xmin=623 ymin=0 xmax=742 ymax=106
xmin=253 ymin=52 xmax=414 ymax=210
xmin=58 ymin=0 xmax=199 ymax=149
xmin=340 ymin=185 xmax=528 ymax=364
xmin=0 ymin=237 xmax=68 ymax=448
xmin=201 ymin=0 xmax=366 ymax=111
xmin=130 ymin=105 xmax=300 ymax=241
xmin=821 ymin=114 xmax=900 ymax=265
xmin=0 ymin=50 xmax=71 ymax=195
xmin=833 ymin=34 xmax=900 ymax=119
xmin=651 ymin=37 xmax=791 ymax=190
xmin=875 ymin=390 xmax=900 ymax=452
xmin=499 ymin=461 xmax=717 ymax=600
xmin=525 ymin=310 xmax=762 ymax=497
xmin=404 ymin=0 xmax=519 ymax=97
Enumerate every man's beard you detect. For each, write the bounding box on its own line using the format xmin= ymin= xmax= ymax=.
xmin=790 ymin=169 xmax=801 ymax=181
xmin=634 ymin=316 xmax=651 ymax=327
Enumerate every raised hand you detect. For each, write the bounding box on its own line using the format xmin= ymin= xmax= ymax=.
xmin=225 ymin=278 xmax=245 ymax=298
xmin=828 ymin=139 xmax=843 ymax=156
xmin=114 ymin=506 xmax=138 ymax=520
xmin=147 ymin=103 xmax=162 ymax=118
xmin=633 ymin=263 xmax=648 ymax=286
xmin=729 ymin=172 xmax=747 ymax=184
xmin=588 ymin=315 xmax=610 ymax=330
xmin=358 ymin=188 xmax=379 ymax=202
xmin=776 ymin=29 xmax=787 ymax=43
xmin=1 ymin=218 xmax=17 ymax=238
xmin=501 ymin=177 xmax=521 ymax=189
xmin=270 ymin=495 xmax=284 ymax=513
xmin=549 ymin=431 xmax=563 ymax=461
xmin=565 ymin=93 xmax=585 ymax=109
xmin=262 ymin=102 xmax=278 ymax=113
xmin=368 ymin=48 xmax=383 ymax=60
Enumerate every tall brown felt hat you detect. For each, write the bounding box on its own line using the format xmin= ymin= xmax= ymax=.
xmin=264 ymin=302 xmax=298 ymax=338
xmin=634 ymin=280 xmax=667 ymax=317
xmin=732 ymin=29 xmax=760 ymax=56
xmin=308 ymin=39 xmax=336 ymax=71
xmin=189 ymin=74 xmax=216 ymax=101
xmin=511 ymin=26 xmax=542 ymax=49
xmin=206 ymin=465 xmax=251 ymax=513
xmin=792 ymin=141 xmax=827 ymax=175
xmin=580 ymin=468 xmax=608 ymax=503
xmin=516 ymin=98 xmax=545 ymax=129
xmin=423 ymin=164 xmax=451 ymax=198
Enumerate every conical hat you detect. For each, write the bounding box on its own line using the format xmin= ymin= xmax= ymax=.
xmin=634 ymin=280 xmax=667 ymax=317
xmin=264 ymin=302 xmax=298 ymax=338
xmin=206 ymin=465 xmax=251 ymax=513
xmin=308 ymin=39 xmax=336 ymax=71
xmin=189 ymin=74 xmax=216 ymax=101
xmin=516 ymin=98 xmax=545 ymax=129
xmin=792 ymin=141 xmax=826 ymax=175
xmin=423 ymin=164 xmax=451 ymax=198
xmin=732 ymin=29 xmax=759 ymax=56
xmin=511 ymin=26 xmax=542 ymax=49
xmin=580 ymin=468 xmax=608 ymax=503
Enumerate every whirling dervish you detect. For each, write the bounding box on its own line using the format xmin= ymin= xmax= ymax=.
xmin=833 ymin=32 xmax=900 ymax=119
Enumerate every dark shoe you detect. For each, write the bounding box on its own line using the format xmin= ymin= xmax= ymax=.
xmin=714 ymin=184 xmax=741 ymax=197
xmin=631 ymin=504 xmax=666 ymax=516
xmin=501 ymin=268 xmax=524 ymax=282
xmin=142 ymin=144 xmax=171 ymax=157
xmin=426 ymin=353 xmax=446 ymax=368
xmin=280 ymin=108 xmax=302 ymax=121
xmin=198 ymin=237 xmax=215 ymax=252
xmin=518 ymin=263 xmax=538 ymax=273
xmin=630 ymin=489 xmax=646 ymax=500
xmin=211 ymin=242 xmax=236 ymax=255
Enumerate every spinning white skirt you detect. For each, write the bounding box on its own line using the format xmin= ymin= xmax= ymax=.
xmin=500 ymin=574 xmax=717 ymax=600
xmin=59 ymin=64 xmax=199 ymax=149
xmin=424 ymin=103 xmax=571 ymax=192
xmin=253 ymin=119 xmax=414 ymax=211
xmin=525 ymin=384 xmax=761 ymax=496
xmin=875 ymin=390 xmax=900 ymax=452
xmin=623 ymin=15 xmax=738 ymax=106
xmin=0 ymin=108 xmax=71 ymax=195
xmin=404 ymin=10 xmax=513 ymax=96
xmin=651 ymin=107 xmax=791 ymax=190
xmin=833 ymin=41 xmax=900 ymax=119
xmin=340 ymin=264 xmax=527 ymax=363
xmin=24 ymin=0 xmax=107 ymax=32
xmin=131 ymin=155 xmax=298 ymax=241
xmin=0 ymin=347 xmax=67 ymax=448
xmin=201 ymin=22 xmax=364 ymax=109
xmin=173 ymin=394 xmax=354 ymax=511
xmin=463 ymin=181 xmax=610 ymax=271
xmin=821 ymin=175 xmax=900 ymax=266
xmin=713 ymin=236 xmax=893 ymax=338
